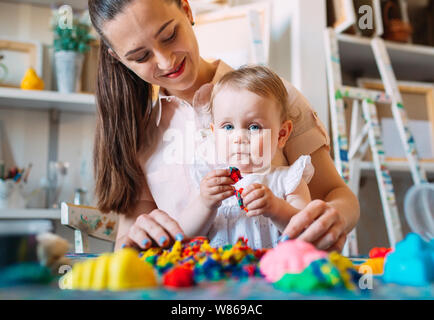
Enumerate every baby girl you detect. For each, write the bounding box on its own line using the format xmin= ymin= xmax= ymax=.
xmin=178 ymin=65 xmax=314 ymax=249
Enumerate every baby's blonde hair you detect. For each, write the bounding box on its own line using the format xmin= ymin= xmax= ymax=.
xmin=209 ymin=65 xmax=299 ymax=122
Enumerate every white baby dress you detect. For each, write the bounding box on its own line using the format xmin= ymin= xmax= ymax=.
xmin=191 ymin=155 xmax=314 ymax=250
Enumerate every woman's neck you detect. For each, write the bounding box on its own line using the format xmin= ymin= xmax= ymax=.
xmin=164 ymin=58 xmax=217 ymax=105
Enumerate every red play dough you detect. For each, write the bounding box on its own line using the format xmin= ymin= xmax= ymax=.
xmin=163 ymin=266 xmax=195 ymax=288
xmin=369 ymin=247 xmax=392 ymax=259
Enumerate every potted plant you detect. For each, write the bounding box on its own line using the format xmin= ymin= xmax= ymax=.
xmin=51 ymin=10 xmax=93 ymax=93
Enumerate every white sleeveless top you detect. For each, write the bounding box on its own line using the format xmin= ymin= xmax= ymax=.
xmin=191 ymin=155 xmax=314 ymax=249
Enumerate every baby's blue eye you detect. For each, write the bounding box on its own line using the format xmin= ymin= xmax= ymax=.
xmin=249 ymin=124 xmax=261 ymax=131
xmin=222 ymin=124 xmax=234 ymax=131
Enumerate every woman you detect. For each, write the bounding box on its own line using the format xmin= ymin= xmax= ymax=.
xmin=88 ymin=0 xmax=359 ymax=252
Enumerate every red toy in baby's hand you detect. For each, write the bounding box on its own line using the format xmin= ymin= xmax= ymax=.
xmin=229 ymin=167 xmax=248 ymax=213
xmin=229 ymin=167 xmax=242 ymax=183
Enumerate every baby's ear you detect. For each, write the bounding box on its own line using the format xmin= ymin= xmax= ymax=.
xmin=278 ymin=120 xmax=293 ymax=148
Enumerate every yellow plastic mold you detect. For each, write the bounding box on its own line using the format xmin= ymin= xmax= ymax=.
xmin=59 ymin=248 xmax=157 ymax=291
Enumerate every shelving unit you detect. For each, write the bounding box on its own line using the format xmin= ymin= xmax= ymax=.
xmin=337 ymin=33 xmax=434 ymax=83
xmin=0 ymin=87 xmax=95 ymax=113
xmin=0 ymin=88 xmax=96 ymax=211
xmin=0 ymin=208 xmax=61 ymax=219
xmin=335 ymin=33 xmax=434 ymax=177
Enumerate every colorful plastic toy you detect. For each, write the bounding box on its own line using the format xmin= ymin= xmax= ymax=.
xmin=234 ymin=187 xmax=248 ymax=212
xmin=229 ymin=167 xmax=242 ymax=182
xmin=229 ymin=167 xmax=248 ymax=212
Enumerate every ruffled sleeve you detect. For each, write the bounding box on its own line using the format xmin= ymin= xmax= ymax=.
xmin=274 ymin=155 xmax=314 ymax=197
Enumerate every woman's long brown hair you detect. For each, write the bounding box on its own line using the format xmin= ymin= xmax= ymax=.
xmin=89 ymin=0 xmax=181 ymax=214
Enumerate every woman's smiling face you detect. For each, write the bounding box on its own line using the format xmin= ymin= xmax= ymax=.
xmin=103 ymin=0 xmax=200 ymax=91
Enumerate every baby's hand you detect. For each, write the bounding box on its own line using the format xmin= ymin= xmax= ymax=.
xmin=200 ymin=169 xmax=235 ymax=210
xmin=242 ymin=183 xmax=281 ymax=218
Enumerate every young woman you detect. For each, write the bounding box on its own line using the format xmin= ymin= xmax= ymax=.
xmin=88 ymin=0 xmax=359 ymax=252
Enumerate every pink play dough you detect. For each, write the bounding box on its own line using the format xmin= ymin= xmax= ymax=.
xmin=259 ymin=239 xmax=328 ymax=282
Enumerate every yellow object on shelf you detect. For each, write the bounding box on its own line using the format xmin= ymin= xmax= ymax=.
xmin=59 ymin=248 xmax=157 ymax=291
xmin=20 ymin=68 xmax=44 ymax=90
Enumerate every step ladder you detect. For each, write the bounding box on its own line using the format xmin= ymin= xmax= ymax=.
xmin=323 ymin=28 xmax=428 ymax=255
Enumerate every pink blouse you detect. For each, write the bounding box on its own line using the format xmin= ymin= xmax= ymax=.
xmin=137 ymin=60 xmax=329 ymax=219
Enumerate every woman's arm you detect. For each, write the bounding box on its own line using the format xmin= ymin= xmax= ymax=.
xmin=309 ymin=146 xmax=360 ymax=233
xmin=282 ymin=146 xmax=360 ymax=251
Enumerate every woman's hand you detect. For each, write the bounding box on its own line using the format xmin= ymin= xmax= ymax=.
xmin=200 ymin=169 xmax=235 ymax=210
xmin=242 ymin=183 xmax=281 ymax=218
xmin=117 ymin=209 xmax=185 ymax=250
xmin=281 ymin=200 xmax=348 ymax=252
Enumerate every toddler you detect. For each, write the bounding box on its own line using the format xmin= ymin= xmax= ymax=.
xmin=179 ymin=66 xmax=313 ymax=249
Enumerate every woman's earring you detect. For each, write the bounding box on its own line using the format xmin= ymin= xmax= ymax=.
xmin=192 ymin=21 xmax=195 ymax=26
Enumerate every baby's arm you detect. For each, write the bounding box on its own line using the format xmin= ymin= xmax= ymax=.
xmin=178 ymin=169 xmax=234 ymax=237
xmin=274 ymin=179 xmax=311 ymax=230
xmin=242 ymin=179 xmax=311 ymax=232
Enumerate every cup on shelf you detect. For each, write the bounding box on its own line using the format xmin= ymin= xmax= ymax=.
xmin=0 ymin=179 xmax=27 ymax=209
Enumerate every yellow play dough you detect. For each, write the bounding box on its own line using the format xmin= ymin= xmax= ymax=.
xmin=358 ymin=257 xmax=385 ymax=275
xmin=90 ymin=254 xmax=111 ymax=290
xmin=59 ymin=248 xmax=157 ymax=291
xmin=20 ymin=68 xmax=44 ymax=90
xmin=108 ymin=248 xmax=157 ymax=290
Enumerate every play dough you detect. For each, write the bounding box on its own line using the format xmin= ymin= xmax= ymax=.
xmin=142 ymin=237 xmax=265 ymax=285
xmin=383 ymin=233 xmax=434 ymax=286
xmin=60 ymin=248 xmax=157 ymax=291
xmin=60 ymin=237 xmax=360 ymax=293
xmin=259 ymin=239 xmax=328 ymax=282
xmin=259 ymin=239 xmax=360 ymax=292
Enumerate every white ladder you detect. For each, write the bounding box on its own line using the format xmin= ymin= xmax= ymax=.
xmin=323 ymin=28 xmax=427 ymax=255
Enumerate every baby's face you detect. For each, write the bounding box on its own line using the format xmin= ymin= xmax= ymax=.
xmin=211 ymin=87 xmax=284 ymax=173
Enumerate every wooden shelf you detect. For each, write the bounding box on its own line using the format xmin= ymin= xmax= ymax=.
xmin=0 ymin=87 xmax=95 ymax=113
xmin=337 ymin=34 xmax=434 ymax=83
xmin=0 ymin=208 xmax=61 ymax=219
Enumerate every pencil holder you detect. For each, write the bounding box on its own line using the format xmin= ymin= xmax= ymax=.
xmin=0 ymin=179 xmax=14 ymax=209
xmin=0 ymin=180 xmax=26 ymax=209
